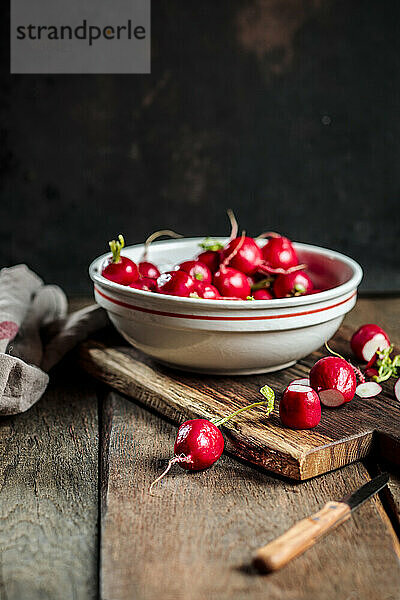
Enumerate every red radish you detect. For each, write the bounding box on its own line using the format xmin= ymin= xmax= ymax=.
xmin=318 ymin=389 xmax=346 ymax=408
xmin=221 ymin=235 xmax=304 ymax=277
xmin=309 ymin=356 xmax=357 ymax=404
xmin=129 ymin=277 xmax=158 ymax=292
xmin=195 ymin=282 xmax=221 ymax=299
xmin=365 ymin=367 xmax=378 ymax=379
xmin=395 ymin=378 xmax=400 ymax=402
xmin=212 ymin=234 xmax=251 ymax=299
xmin=157 ymin=271 xmax=197 ymax=297
xmin=289 ymin=377 xmax=310 ymax=387
xmin=260 ymin=233 xmax=299 ymax=270
xmin=102 ymin=235 xmax=139 ymax=286
xmin=139 ymin=261 xmax=160 ymax=280
xmin=253 ymin=289 xmax=273 ymax=300
xmin=355 ymin=382 xmax=382 ymax=398
xmin=213 ymin=267 xmax=251 ymax=299
xmin=273 ymin=271 xmax=314 ymax=298
xmin=279 ymin=384 xmax=321 ymax=429
xmin=173 ymin=419 xmax=224 ymax=471
xmin=149 ymin=385 xmax=275 ymax=493
xmin=222 ymin=236 xmax=264 ymax=275
xmin=222 ymin=232 xmax=305 ymax=277
xmin=178 ymin=260 xmax=212 ymax=284
xmin=197 ymin=250 xmax=222 ymax=274
xmin=350 ymin=324 xmax=390 ymax=362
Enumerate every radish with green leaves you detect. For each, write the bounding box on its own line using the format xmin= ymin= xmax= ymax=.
xmin=102 ymin=235 xmax=139 ymax=286
xmin=149 ymin=386 xmax=275 ymax=493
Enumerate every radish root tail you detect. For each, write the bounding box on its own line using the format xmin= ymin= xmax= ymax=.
xmin=351 ymin=363 xmax=366 ymax=384
xmin=227 ymin=209 xmax=239 ymax=241
xmin=259 ymin=262 xmax=306 ymax=276
xmin=142 ymin=229 xmax=183 ymax=261
xmin=148 ymin=454 xmax=188 ymax=496
xmin=221 ymin=231 xmax=246 ymax=269
xmin=256 ymin=231 xmax=281 ymax=240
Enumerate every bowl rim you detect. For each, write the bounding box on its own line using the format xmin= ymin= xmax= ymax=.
xmin=89 ymin=238 xmax=363 ymax=310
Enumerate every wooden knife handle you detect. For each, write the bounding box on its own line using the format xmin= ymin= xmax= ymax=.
xmin=253 ymin=501 xmax=351 ymax=573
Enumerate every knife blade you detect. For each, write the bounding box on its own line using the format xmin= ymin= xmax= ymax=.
xmin=253 ymin=472 xmax=389 ymax=573
xmin=342 ymin=472 xmax=389 ymax=511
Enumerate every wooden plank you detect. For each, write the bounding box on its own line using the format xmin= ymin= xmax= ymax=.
xmin=100 ymin=391 xmax=400 ymax=600
xmin=78 ymin=324 xmax=400 ymax=480
xmin=0 ymin=369 xmax=99 ymax=600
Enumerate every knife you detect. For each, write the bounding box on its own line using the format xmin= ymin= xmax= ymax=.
xmin=253 ymin=472 xmax=389 ymax=573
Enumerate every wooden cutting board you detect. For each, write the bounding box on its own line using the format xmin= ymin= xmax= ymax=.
xmin=78 ymin=325 xmax=400 ymax=480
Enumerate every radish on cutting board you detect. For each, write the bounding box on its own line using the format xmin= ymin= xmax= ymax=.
xmin=279 ymin=384 xmax=321 ymax=429
xmin=309 ymin=356 xmax=357 ymax=405
xmin=350 ymin=324 xmax=390 ymax=362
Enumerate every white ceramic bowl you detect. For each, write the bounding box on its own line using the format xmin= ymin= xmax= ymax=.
xmin=89 ymin=238 xmax=363 ymax=375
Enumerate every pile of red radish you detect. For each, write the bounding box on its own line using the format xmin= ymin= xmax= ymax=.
xmin=148 ymin=324 xmax=399 ymax=492
xmin=101 ymin=213 xmax=319 ymax=301
xmin=280 ymin=323 xmax=400 ymax=430
xmin=351 ymin=324 xmax=399 ymax=401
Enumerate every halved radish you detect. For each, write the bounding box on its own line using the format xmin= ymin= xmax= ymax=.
xmin=310 ymin=356 xmax=356 ymax=403
xmin=355 ymin=382 xmax=382 ymax=398
xmin=394 ymin=378 xmax=400 ymax=402
xmin=289 ymin=378 xmax=310 ymax=387
xmin=318 ymin=389 xmax=346 ymax=407
xmin=350 ymin=324 xmax=390 ymax=362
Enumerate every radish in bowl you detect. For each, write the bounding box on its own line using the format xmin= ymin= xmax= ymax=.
xmin=90 ymin=237 xmax=363 ymax=375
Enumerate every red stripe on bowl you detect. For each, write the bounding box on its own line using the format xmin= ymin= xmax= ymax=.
xmin=94 ymin=287 xmax=357 ymax=321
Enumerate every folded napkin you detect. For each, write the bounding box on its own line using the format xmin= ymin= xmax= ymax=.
xmin=0 ymin=264 xmax=110 ymax=415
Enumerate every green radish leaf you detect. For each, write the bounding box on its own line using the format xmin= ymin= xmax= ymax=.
xmin=199 ymin=237 xmax=224 ymax=251
xmin=259 ymin=385 xmax=275 ymax=416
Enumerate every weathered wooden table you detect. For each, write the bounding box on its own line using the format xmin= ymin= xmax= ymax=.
xmin=1 ymin=297 xmax=399 ymax=600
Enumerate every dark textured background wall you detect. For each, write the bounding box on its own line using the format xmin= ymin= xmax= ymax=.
xmin=1 ymin=0 xmax=399 ymax=294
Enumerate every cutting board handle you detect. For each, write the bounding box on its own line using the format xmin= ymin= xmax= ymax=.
xmin=253 ymin=501 xmax=351 ymax=573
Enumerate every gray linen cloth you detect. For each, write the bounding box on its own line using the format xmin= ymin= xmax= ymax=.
xmin=0 ymin=265 xmax=109 ymax=415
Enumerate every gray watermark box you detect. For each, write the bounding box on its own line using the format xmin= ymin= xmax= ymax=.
xmin=11 ymin=0 xmax=150 ymax=74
